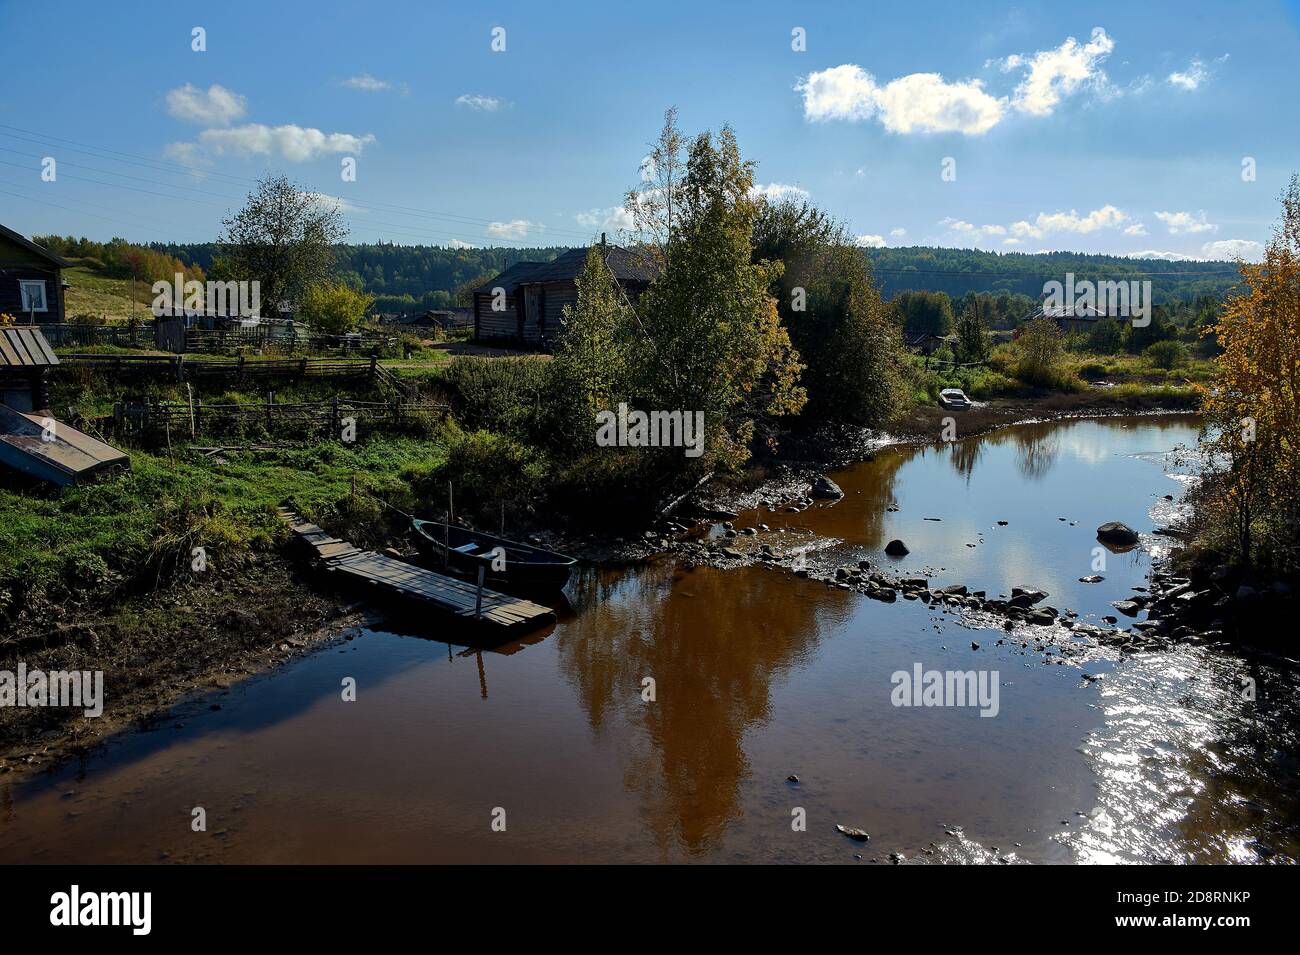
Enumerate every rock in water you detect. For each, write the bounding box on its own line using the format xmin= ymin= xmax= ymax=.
xmin=885 ymin=539 xmax=909 ymax=556
xmin=1096 ymin=522 xmax=1140 ymax=547
xmin=836 ymin=824 xmax=870 ymax=842
xmin=810 ymin=474 xmax=844 ymax=499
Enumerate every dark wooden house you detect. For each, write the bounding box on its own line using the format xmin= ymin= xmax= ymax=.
xmin=0 ymin=223 xmax=68 ymax=324
xmin=472 ymin=241 xmax=656 ymax=348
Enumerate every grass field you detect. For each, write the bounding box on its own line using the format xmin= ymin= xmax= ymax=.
xmin=61 ymin=264 xmax=156 ymax=321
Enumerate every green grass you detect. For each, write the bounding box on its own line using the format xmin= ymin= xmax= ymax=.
xmin=0 ymin=435 xmax=450 ymax=620
xmin=61 ymin=265 xmax=156 ymax=321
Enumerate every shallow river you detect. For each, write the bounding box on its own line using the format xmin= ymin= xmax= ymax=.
xmin=3 ymin=416 xmax=1297 ymax=863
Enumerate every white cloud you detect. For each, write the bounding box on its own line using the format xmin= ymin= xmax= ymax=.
xmin=307 ymin=192 xmax=360 ymax=215
xmin=942 ymin=204 xmax=1129 ymax=246
xmin=343 ymin=74 xmax=394 ymax=93
xmin=890 ymin=227 xmax=907 ymax=237
xmin=165 ymin=84 xmax=246 ymax=126
xmin=1125 ymin=249 xmax=1194 ymax=260
xmin=162 ymin=141 xmax=211 ymax=168
xmin=940 ymin=217 xmax=1008 ymax=242
xmin=446 ymin=239 xmax=477 ymax=249
xmin=575 ymin=206 xmax=635 ymax=232
xmin=749 ymin=182 xmax=811 ymax=202
xmin=1154 ymin=210 xmax=1215 ymax=234
xmin=1035 ymin=204 xmax=1128 ymax=234
xmin=197 ymin=124 xmax=374 ymax=162
xmin=1003 ymin=27 xmax=1115 ymax=116
xmin=486 ymin=219 xmax=541 ymax=240
xmin=797 ymin=65 xmax=1006 ymax=135
xmin=855 ymin=234 xmax=887 ymax=248
xmin=1124 ymin=223 xmax=1148 ymax=236
xmin=456 ymin=94 xmax=506 ymax=112
xmin=1201 ymin=238 xmax=1263 ymax=260
xmin=1167 ymin=60 xmax=1208 ymax=91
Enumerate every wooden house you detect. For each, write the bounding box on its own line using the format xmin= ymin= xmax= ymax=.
xmin=472 ymin=240 xmax=656 ymax=348
xmin=0 ymin=223 xmax=68 ymax=324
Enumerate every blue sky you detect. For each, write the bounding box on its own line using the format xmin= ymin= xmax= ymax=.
xmin=1 ymin=0 xmax=1297 ymax=260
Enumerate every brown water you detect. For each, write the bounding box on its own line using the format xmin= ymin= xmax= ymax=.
xmin=3 ymin=416 xmax=1298 ymax=864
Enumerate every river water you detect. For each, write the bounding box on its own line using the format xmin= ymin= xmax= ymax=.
xmin=2 ymin=415 xmax=1297 ymax=863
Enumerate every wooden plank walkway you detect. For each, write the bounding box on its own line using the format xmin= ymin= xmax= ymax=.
xmin=276 ymin=507 xmax=555 ymax=632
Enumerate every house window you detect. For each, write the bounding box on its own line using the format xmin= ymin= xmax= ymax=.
xmin=19 ymin=280 xmax=48 ymax=313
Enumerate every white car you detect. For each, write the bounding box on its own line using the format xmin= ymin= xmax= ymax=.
xmin=939 ymin=388 xmax=972 ymax=409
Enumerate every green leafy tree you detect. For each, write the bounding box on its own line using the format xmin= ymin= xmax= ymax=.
xmin=752 ymin=198 xmax=906 ymax=424
xmin=954 ymin=300 xmax=990 ymax=364
xmin=218 ymin=174 xmax=347 ymax=313
xmin=890 ymin=290 xmax=954 ymax=335
xmin=625 ymin=111 xmax=805 ymax=465
xmin=297 ymin=280 xmax=374 ymax=334
xmin=1016 ymin=316 xmax=1063 ymax=386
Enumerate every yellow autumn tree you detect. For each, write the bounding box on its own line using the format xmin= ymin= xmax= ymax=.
xmin=1199 ymin=174 xmax=1300 ymax=569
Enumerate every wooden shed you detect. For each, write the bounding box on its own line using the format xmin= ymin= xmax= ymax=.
xmin=0 ymin=326 xmax=129 ymax=485
xmin=472 ymin=241 xmax=656 ymax=348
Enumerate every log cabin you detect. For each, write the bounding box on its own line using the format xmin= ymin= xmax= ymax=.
xmin=0 ymin=223 xmax=68 ymax=324
xmin=472 ymin=239 xmax=656 ymax=348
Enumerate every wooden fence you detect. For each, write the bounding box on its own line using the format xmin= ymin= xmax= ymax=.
xmin=36 ymin=322 xmax=155 ymax=348
xmin=57 ymin=353 xmax=381 ymax=385
xmin=183 ymin=327 xmax=398 ymax=355
xmin=113 ymin=395 xmax=447 ymax=444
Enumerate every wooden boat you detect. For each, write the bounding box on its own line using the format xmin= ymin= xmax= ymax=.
xmin=411 ymin=519 xmax=576 ymax=593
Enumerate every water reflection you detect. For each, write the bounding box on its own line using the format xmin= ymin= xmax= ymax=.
xmin=560 ymin=563 xmax=850 ymax=853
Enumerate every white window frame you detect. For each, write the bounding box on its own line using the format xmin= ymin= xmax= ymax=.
xmin=19 ymin=280 xmax=48 ymax=313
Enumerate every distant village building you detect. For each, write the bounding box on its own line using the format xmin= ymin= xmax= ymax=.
xmin=473 ymin=240 xmax=656 ymax=348
xmin=382 ymin=307 xmax=474 ymax=334
xmin=0 ymin=223 xmax=68 ymax=324
xmin=1024 ymin=303 xmax=1116 ymax=335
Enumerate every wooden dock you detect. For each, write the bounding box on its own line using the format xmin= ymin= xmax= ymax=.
xmin=276 ymin=507 xmax=556 ymax=633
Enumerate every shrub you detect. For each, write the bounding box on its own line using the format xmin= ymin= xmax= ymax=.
xmin=1144 ymin=339 xmax=1186 ymax=370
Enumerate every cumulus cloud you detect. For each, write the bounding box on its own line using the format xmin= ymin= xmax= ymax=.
xmin=195 ymin=124 xmax=374 ymax=162
xmin=343 ymin=74 xmax=395 ymax=92
xmin=486 ymin=219 xmax=541 ymax=240
xmin=165 ymin=84 xmax=246 ymax=126
xmin=797 ymin=28 xmax=1120 ymax=135
xmin=1154 ymin=210 xmax=1215 ymax=234
xmin=890 ymin=227 xmax=907 ymax=238
xmin=575 ymin=206 xmax=635 ymax=232
xmin=940 ymin=218 xmax=1008 ymax=242
xmin=306 ymin=192 xmax=360 ymax=215
xmin=1124 ymin=223 xmax=1148 ymax=236
xmin=749 ymin=182 xmax=811 ymax=202
xmin=1002 ymin=27 xmax=1115 ymax=116
xmin=854 ymin=234 xmax=887 ymax=248
xmin=446 ymin=239 xmax=477 ymax=250
xmin=1124 ymin=249 xmax=1193 ymax=260
xmin=162 ymin=141 xmax=211 ymax=168
xmin=942 ymin=204 xmax=1130 ymax=246
xmin=1201 ymin=238 xmax=1263 ymax=260
xmin=456 ymin=94 xmax=506 ymax=112
xmin=797 ymin=65 xmax=1005 ymax=135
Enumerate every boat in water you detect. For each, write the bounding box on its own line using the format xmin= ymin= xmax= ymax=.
xmin=411 ymin=519 xmax=577 ymax=593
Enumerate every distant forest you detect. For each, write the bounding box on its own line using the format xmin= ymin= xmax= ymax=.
xmin=141 ymin=240 xmax=1245 ymax=316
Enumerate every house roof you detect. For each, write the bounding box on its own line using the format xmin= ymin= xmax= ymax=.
xmin=473 ymin=245 xmax=657 ymax=295
xmin=0 ymin=224 xmax=70 ymax=269
xmin=0 ymin=326 xmax=60 ymax=369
